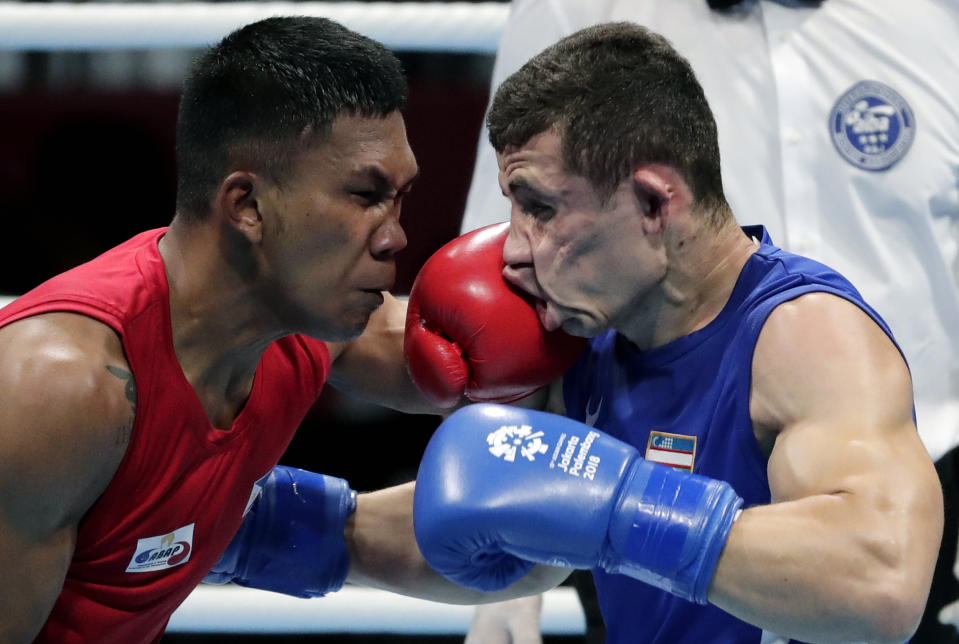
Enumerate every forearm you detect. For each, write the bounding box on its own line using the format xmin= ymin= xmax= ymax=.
xmin=710 ymin=491 xmax=941 ymax=643
xmin=346 ymin=482 xmax=568 ymax=603
xmin=465 ymin=595 xmax=544 ymax=644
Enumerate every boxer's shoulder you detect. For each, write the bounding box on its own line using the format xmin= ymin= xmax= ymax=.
xmin=0 ymin=312 xmax=131 ymax=414
xmin=751 ymin=292 xmax=909 ymax=421
xmin=0 ymin=310 xmax=126 ymax=360
xmin=0 ymin=312 xmax=132 ymax=534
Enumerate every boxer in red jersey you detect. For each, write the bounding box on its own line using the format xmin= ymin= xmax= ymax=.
xmin=0 ymin=17 xmax=576 ymax=643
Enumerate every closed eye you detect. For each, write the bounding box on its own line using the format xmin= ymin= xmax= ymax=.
xmin=509 ymin=180 xmax=556 ymax=222
xmin=351 ymin=190 xmax=386 ymax=206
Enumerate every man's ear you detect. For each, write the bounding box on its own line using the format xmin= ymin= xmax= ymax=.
xmin=216 ymin=171 xmax=263 ymax=243
xmin=631 ymin=166 xmax=673 ymax=234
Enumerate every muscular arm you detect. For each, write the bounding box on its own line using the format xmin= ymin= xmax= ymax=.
xmin=327 ymin=293 xmax=442 ymax=414
xmin=0 ymin=314 xmax=133 ymax=642
xmin=709 ymin=293 xmax=942 ymax=643
xmin=345 ymin=482 xmax=571 ymax=603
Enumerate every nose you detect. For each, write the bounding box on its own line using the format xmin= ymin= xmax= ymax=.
xmin=371 ymin=211 xmax=407 ymax=260
xmin=502 ymin=218 xmax=532 ymax=268
xmin=501 ymin=220 xmax=538 ymax=294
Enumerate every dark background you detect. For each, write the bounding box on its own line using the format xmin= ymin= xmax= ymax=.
xmin=0 ymin=50 xmax=492 ymax=492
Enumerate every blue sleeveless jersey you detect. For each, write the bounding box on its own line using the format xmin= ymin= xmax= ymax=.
xmin=563 ymin=226 xmax=904 ymax=644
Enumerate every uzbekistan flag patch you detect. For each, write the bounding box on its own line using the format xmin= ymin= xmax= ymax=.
xmin=645 ymin=431 xmax=697 ymax=473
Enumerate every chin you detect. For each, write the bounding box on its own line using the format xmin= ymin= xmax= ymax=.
xmin=330 ymin=318 xmax=370 ymax=343
xmin=562 ymin=317 xmax=606 ymax=339
xmin=299 ymin=312 xmax=370 ymax=343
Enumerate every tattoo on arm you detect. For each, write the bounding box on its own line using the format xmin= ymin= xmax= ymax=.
xmin=106 ymin=365 xmax=137 ymax=445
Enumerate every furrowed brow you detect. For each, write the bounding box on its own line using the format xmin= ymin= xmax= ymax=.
xmin=356 ymin=165 xmax=419 ymax=192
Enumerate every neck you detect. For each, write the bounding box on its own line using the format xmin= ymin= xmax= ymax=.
xmin=620 ymin=217 xmax=757 ymax=350
xmin=160 ymin=217 xmax=285 ymax=427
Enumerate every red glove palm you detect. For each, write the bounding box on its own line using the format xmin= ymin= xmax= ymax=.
xmin=405 ymin=223 xmax=586 ymax=407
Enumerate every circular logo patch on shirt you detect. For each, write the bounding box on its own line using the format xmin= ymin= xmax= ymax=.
xmin=829 ymin=80 xmax=915 ymax=171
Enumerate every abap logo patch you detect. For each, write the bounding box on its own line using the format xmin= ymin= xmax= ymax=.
xmin=829 ymin=80 xmax=915 ymax=171
xmin=126 ymin=523 xmax=194 ymax=573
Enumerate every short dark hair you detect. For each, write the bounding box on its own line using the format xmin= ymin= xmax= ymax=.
xmin=175 ymin=16 xmax=408 ymax=218
xmin=488 ymin=22 xmax=728 ymax=217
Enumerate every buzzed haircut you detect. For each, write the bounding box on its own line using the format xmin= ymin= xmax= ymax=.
xmin=488 ymin=22 xmax=728 ymax=218
xmin=175 ymin=16 xmax=408 ymax=218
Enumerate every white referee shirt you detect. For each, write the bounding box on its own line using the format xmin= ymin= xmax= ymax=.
xmin=461 ymin=0 xmax=959 ymax=461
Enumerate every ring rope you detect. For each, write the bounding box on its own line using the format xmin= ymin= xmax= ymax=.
xmin=0 ymin=1 xmax=510 ymax=52
xmin=169 ymin=585 xmax=585 ymax=634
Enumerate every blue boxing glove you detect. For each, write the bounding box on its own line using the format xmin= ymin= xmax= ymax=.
xmin=204 ymin=465 xmax=356 ymax=598
xmin=413 ymin=404 xmax=742 ymax=605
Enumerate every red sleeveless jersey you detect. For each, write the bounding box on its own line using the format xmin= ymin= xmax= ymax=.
xmin=0 ymin=229 xmax=331 ymax=643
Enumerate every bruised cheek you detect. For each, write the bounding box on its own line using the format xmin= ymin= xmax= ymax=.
xmin=533 ymin=249 xmax=574 ymax=302
xmin=547 ymin=239 xmax=589 ymax=283
xmin=550 ymin=245 xmax=609 ymax=305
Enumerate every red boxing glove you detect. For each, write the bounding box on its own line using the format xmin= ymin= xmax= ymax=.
xmin=405 ymin=223 xmax=586 ymax=408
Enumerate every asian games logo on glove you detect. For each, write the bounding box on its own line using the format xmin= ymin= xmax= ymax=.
xmin=487 ymin=425 xmax=549 ymax=463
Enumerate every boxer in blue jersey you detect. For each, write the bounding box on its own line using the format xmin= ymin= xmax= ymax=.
xmin=412 ymin=23 xmax=943 ymax=644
